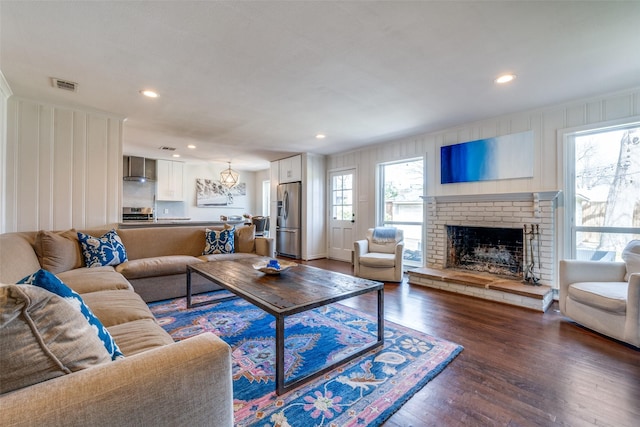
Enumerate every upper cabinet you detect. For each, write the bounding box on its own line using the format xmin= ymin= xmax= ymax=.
xmin=278 ymin=154 xmax=302 ymax=183
xmin=156 ymin=160 xmax=184 ymax=201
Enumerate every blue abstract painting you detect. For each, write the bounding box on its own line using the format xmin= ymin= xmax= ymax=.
xmin=440 ymin=130 xmax=533 ymax=184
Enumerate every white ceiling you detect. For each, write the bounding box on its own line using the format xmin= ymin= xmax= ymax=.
xmin=2 ymin=1 xmax=640 ymax=171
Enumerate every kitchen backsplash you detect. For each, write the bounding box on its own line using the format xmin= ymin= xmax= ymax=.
xmin=156 ymin=201 xmax=186 ymax=218
xmin=122 ymin=181 xmax=155 ymax=207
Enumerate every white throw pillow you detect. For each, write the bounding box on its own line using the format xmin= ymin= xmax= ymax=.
xmin=621 ymin=240 xmax=640 ymax=281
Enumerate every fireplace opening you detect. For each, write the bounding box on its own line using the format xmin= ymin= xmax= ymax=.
xmin=446 ymin=225 xmax=523 ymax=277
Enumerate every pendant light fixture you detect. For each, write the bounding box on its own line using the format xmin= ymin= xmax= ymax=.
xmin=220 ymin=162 xmax=239 ymax=188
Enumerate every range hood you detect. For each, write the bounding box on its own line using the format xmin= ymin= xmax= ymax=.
xmin=123 ymin=156 xmax=155 ymax=182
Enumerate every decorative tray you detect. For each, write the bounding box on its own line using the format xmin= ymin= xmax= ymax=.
xmin=252 ymin=260 xmax=297 ymax=274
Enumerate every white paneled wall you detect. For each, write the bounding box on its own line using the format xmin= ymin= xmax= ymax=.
xmin=4 ymin=97 xmax=123 ymax=232
xmin=328 ymin=88 xmax=640 ymax=241
xmin=0 ymin=72 xmax=12 ymax=234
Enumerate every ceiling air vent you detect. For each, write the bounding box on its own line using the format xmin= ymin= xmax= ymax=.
xmin=158 ymin=146 xmax=176 ymax=151
xmin=51 ymin=78 xmax=78 ymax=92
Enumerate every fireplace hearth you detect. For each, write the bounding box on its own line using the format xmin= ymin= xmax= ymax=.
xmin=446 ymin=225 xmax=523 ymax=277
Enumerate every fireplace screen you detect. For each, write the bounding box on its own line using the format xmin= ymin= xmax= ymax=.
xmin=446 ymin=226 xmax=523 ymax=277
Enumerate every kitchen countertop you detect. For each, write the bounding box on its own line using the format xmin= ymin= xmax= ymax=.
xmin=119 ymin=219 xmax=247 ymax=229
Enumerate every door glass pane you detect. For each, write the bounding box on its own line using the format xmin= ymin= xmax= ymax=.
xmin=343 ymin=189 xmax=353 ymax=205
xmin=331 ymin=172 xmax=354 ymax=221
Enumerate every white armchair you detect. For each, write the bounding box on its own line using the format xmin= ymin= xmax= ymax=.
xmin=354 ymin=228 xmax=404 ymax=282
xmin=559 ymin=260 xmax=639 ymax=348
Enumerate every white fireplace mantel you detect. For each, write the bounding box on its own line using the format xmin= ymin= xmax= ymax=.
xmin=420 ymin=191 xmax=561 ymax=204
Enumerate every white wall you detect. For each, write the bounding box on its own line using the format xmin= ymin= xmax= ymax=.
xmin=181 ymin=162 xmax=257 ymax=221
xmin=0 ymin=71 xmax=12 ymax=233
xmin=5 ymin=96 xmax=123 ymax=232
xmin=327 ymin=87 xmax=640 ymax=241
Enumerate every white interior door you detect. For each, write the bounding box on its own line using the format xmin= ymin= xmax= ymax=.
xmin=328 ymin=169 xmax=356 ymax=262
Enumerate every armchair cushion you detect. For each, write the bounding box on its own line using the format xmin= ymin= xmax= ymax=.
xmin=568 ymin=281 xmax=628 ymax=314
xmin=358 ymin=252 xmax=397 ymax=268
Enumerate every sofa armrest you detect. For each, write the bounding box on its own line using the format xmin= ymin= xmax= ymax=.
xmin=0 ymin=333 xmax=233 ymax=427
xmin=626 ymin=273 xmax=640 ymax=346
xmin=353 ymin=239 xmax=368 ymax=274
xmin=354 ymin=239 xmax=369 ymax=258
xmin=255 ymin=236 xmax=275 ymax=258
xmin=394 ymin=241 xmax=405 ymax=266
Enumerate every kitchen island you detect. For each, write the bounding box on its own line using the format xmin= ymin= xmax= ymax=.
xmin=119 ymin=219 xmax=247 ymax=229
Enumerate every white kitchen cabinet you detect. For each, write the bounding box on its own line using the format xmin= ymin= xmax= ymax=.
xmin=278 ymin=154 xmax=302 ymax=183
xmin=156 ymin=160 xmax=184 ymax=201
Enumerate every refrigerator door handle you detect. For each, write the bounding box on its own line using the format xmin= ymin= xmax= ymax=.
xmin=283 ymin=190 xmax=289 ymax=221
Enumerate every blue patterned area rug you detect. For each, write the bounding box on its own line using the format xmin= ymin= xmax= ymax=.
xmin=149 ymin=292 xmax=463 ymax=427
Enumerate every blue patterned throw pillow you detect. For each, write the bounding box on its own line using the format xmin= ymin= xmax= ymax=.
xmin=203 ymin=227 xmax=235 ymax=255
xmin=77 ymin=229 xmax=128 ymax=267
xmin=18 ymin=269 xmax=124 ymax=360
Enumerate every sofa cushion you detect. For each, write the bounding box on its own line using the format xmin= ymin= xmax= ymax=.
xmin=203 ymin=227 xmax=234 ymax=255
xmin=18 ymin=269 xmax=124 ymax=360
xmin=57 ymin=266 xmax=132 ymax=294
xmin=235 ymin=225 xmax=256 ymax=253
xmin=34 ymin=229 xmax=83 ymax=274
xmin=621 ymin=240 xmax=640 ymax=281
xmin=107 ymin=318 xmax=174 ymax=356
xmin=78 ymin=229 xmax=128 ymax=267
xmin=568 ymin=281 xmax=628 ymax=314
xmin=359 ymin=252 xmax=397 ymax=268
xmin=81 ymin=290 xmax=156 ymax=328
xmin=198 ymin=252 xmax=259 ymax=262
xmin=116 ymin=255 xmax=203 ymax=280
xmin=0 ymin=284 xmax=112 ymax=394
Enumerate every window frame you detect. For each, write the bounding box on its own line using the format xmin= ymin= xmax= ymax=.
xmin=376 ymin=156 xmax=425 ymax=267
xmin=561 ymin=117 xmax=640 ymax=260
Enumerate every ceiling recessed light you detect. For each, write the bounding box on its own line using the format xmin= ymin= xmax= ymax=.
xmin=140 ymin=89 xmax=159 ymax=98
xmin=187 ymin=144 xmax=196 ymax=149
xmin=495 ymin=74 xmax=516 ymax=84
xmin=172 ymin=154 xmax=180 ymax=158
xmin=316 ymin=134 xmax=326 ymax=139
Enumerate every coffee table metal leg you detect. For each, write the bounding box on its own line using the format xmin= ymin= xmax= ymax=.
xmin=378 ymin=287 xmax=384 ymax=341
xmin=275 ymin=315 xmax=285 ymax=395
xmin=186 ymin=267 xmax=193 ymax=308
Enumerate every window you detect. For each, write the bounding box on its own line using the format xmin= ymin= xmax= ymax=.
xmin=378 ymin=158 xmax=424 ymax=267
xmin=331 ymin=173 xmax=354 ymax=221
xmin=565 ymin=122 xmax=640 ymax=260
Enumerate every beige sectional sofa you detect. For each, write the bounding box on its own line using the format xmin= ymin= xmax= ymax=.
xmin=0 ymin=225 xmax=274 ymax=426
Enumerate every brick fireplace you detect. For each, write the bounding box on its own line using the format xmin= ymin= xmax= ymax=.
xmin=425 ymin=192 xmax=559 ymax=284
xmin=408 ymin=191 xmax=560 ymax=311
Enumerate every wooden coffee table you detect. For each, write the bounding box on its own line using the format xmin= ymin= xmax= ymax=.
xmin=186 ymin=257 xmax=384 ymax=395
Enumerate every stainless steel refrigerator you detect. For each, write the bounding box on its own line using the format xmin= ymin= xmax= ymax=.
xmin=276 ymin=182 xmax=301 ymax=258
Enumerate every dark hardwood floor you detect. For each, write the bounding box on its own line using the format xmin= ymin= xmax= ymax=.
xmin=297 ymin=258 xmax=640 ymax=427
